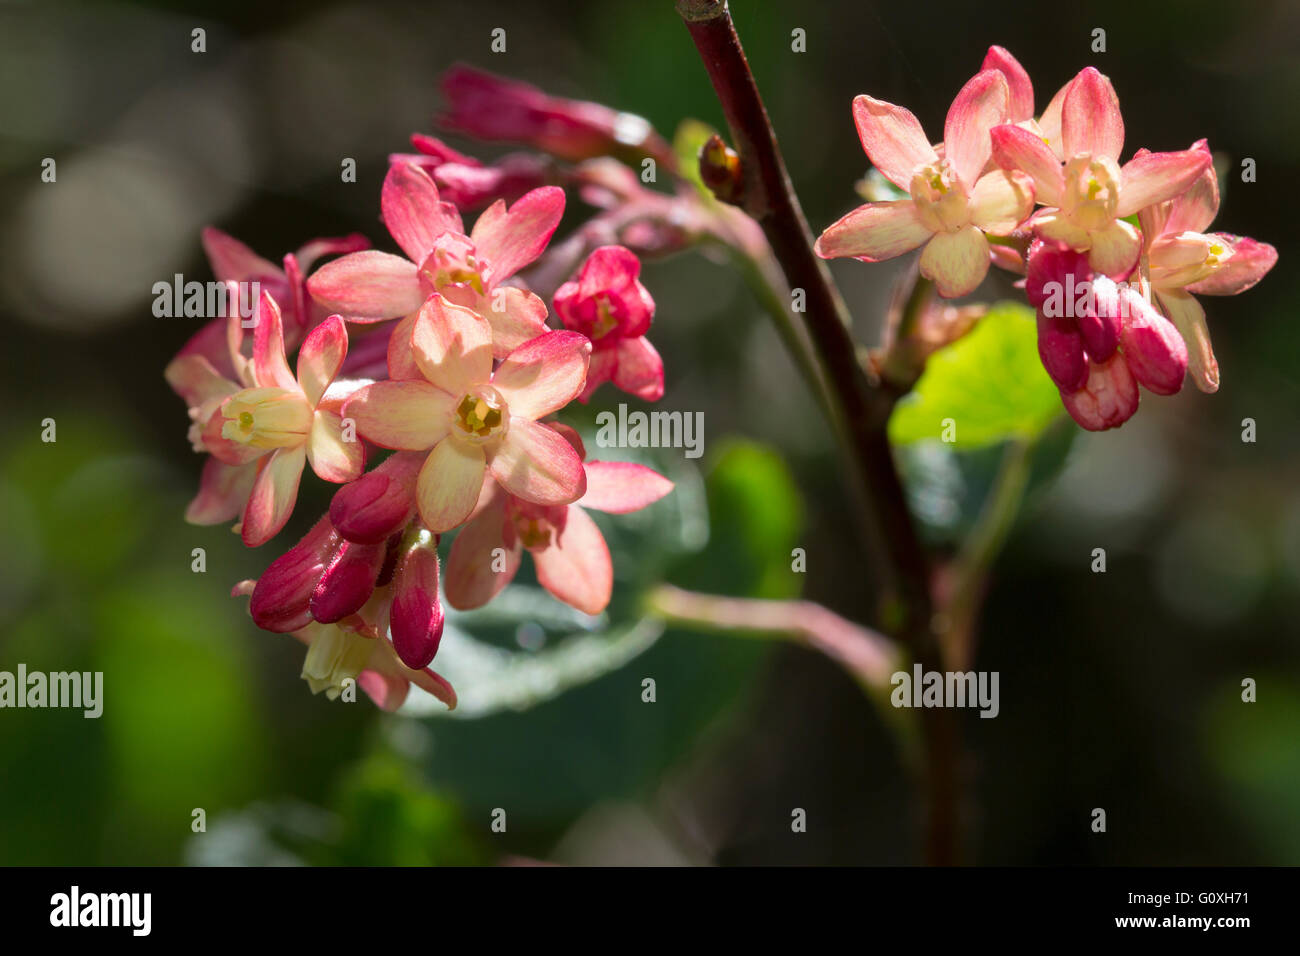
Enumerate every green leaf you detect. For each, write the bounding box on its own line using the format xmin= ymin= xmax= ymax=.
xmin=403 ymin=598 xmax=665 ymax=720
xmin=888 ymin=302 xmax=1063 ymax=450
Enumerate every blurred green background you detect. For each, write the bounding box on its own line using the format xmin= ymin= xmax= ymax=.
xmin=0 ymin=0 xmax=1297 ymax=865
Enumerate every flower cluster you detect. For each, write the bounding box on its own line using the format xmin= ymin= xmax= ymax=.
xmin=817 ymin=46 xmax=1277 ymax=430
xmin=166 ymin=72 xmax=692 ymax=709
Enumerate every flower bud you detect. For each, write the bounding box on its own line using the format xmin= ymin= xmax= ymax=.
xmin=1036 ymin=312 xmax=1088 ymax=391
xmin=329 ymin=452 xmax=422 ymax=544
xmin=310 ymin=539 xmax=387 ymax=624
xmin=249 ymin=516 xmax=339 ymax=633
xmin=388 ymin=531 xmax=445 ymax=670
xmin=1117 ymin=289 xmax=1188 ymax=395
xmin=1061 ymin=354 xmax=1139 ymax=431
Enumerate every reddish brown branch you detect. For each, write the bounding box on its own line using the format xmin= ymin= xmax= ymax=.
xmin=676 ymin=0 xmax=960 ymax=865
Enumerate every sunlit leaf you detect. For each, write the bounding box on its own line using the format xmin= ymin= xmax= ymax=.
xmin=889 ymin=302 xmax=1063 ymax=450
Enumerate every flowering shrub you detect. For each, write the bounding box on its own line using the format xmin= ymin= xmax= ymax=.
xmin=163 ymin=24 xmax=1276 ymax=863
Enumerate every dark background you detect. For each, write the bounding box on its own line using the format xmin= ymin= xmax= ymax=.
xmin=0 ymin=0 xmax=1296 ymax=864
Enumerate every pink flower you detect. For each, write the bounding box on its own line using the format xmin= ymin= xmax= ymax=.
xmin=990 ymin=67 xmax=1211 ymax=276
xmin=438 ymin=64 xmax=676 ymax=170
xmin=176 ymin=228 xmax=369 ymax=381
xmin=1138 ymin=142 xmax=1278 ymax=392
xmin=307 ymin=162 xmax=564 ymax=358
xmin=815 ymin=70 xmax=1035 ymax=297
xmin=390 ymin=133 xmax=554 ymax=210
xmin=445 ymin=427 xmax=673 ymax=615
xmin=553 ymin=246 xmax=663 ymax=402
xmin=341 ymin=294 xmax=590 ymax=533
xmin=203 ymin=293 xmax=365 ymax=546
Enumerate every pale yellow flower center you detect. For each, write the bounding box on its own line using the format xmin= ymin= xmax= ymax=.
xmin=1060 ymin=154 xmax=1120 ymax=233
xmin=221 ymin=387 xmax=312 ymax=449
xmin=453 ymin=383 xmax=509 ymax=444
xmin=910 ymin=160 xmax=970 ymax=233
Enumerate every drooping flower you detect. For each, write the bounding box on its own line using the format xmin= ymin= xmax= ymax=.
xmin=390 ymin=133 xmax=554 ymax=210
xmin=342 ymin=294 xmax=590 ymax=533
xmin=444 ymin=426 xmax=673 ymax=615
xmin=990 ymin=67 xmax=1211 ymax=276
xmin=553 ymin=245 xmax=663 ymax=402
xmin=1025 ymin=239 xmax=1188 ymax=429
xmin=204 ymin=292 xmax=366 ymax=546
xmin=816 ymin=70 xmax=1035 ymax=298
xmin=307 ymin=162 xmax=563 ymax=358
xmin=437 ymin=64 xmax=676 ymax=170
xmin=291 ymin=620 xmax=456 ymax=712
xmin=1138 ymin=143 xmax=1278 ymax=392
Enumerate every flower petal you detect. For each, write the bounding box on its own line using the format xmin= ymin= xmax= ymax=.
xmin=386 ymin=312 xmax=421 ymax=381
xmin=411 ymin=294 xmax=493 ymax=395
xmin=241 ymin=445 xmax=307 ymax=547
xmin=981 ymin=46 xmax=1034 ymax=122
xmin=186 ymin=459 xmax=256 ymax=525
xmin=968 ymin=170 xmax=1034 ymax=233
xmin=612 ymin=336 xmax=664 ymax=401
xmin=1164 ymin=142 xmax=1218 ymax=234
xmin=342 ymin=380 xmax=453 ymax=450
xmin=532 ymin=505 xmax=613 ymax=616
xmin=851 ymin=95 xmax=938 ymax=190
xmin=1037 ymin=81 xmax=1068 ymax=159
xmin=814 ymin=200 xmax=931 ymax=261
xmin=470 ymin=186 xmax=565 ymax=284
xmin=1061 ymin=67 xmax=1123 ymax=162
xmin=990 ymin=124 xmax=1064 ymax=206
xmin=943 ymin=70 xmax=1010 ymax=186
xmin=165 ymin=354 xmax=237 ymax=409
xmin=444 ymin=496 xmax=521 ymax=610
xmin=307 ymin=409 xmax=366 ymax=482
xmin=297 ymin=315 xmax=348 ymax=407
xmin=1087 ymin=220 xmax=1141 ymax=278
xmin=1156 ymin=288 xmax=1218 ymax=393
xmin=484 ymin=286 xmax=549 ymax=357
xmin=492 ymin=331 xmax=591 ymax=420
xmin=201 ymin=227 xmax=281 ymax=284
xmin=417 ymin=438 xmax=486 ymax=532
xmin=580 ymin=461 xmax=674 ymax=514
xmin=490 ymin=417 xmax=586 ymax=506
xmin=306 ymin=251 xmax=424 ymax=322
xmin=252 ymin=292 xmax=298 ymax=390
xmin=919 ymin=226 xmax=991 ymax=298
xmin=381 ymin=162 xmax=463 ymax=265
xmin=1115 ymin=147 xmax=1213 ymax=218
xmin=1186 ymin=236 xmax=1278 ymax=296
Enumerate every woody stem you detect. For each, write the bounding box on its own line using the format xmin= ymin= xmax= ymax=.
xmin=676 ymin=0 xmax=959 ymax=864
